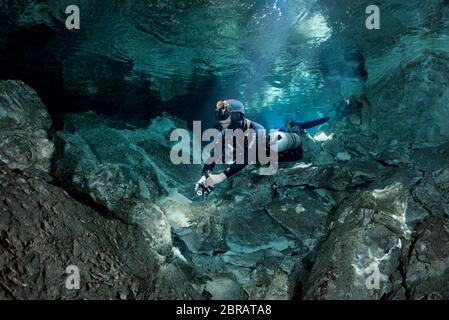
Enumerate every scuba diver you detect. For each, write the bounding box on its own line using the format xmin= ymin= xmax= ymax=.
xmin=195 ymin=99 xmax=330 ymax=196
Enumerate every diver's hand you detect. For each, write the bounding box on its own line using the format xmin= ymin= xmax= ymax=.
xmin=205 ymin=173 xmax=227 ymax=188
xmin=196 ymin=175 xmax=207 ymax=187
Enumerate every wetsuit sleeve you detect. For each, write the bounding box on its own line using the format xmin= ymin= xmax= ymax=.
xmin=222 ymin=120 xmax=264 ymax=178
xmin=202 ymin=129 xmax=224 ymax=176
xmin=223 ymin=163 xmax=248 ymax=178
xmin=203 ymin=150 xmax=248 ymax=178
xmin=202 ymin=150 xmax=216 ymax=175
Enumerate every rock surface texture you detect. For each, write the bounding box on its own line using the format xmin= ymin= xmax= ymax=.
xmin=0 ymin=164 xmax=199 ymax=299
xmin=0 ymin=83 xmax=200 ymax=300
xmin=0 ymin=80 xmax=54 ymax=172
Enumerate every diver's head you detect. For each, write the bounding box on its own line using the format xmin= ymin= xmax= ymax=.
xmin=216 ymin=99 xmax=245 ymax=130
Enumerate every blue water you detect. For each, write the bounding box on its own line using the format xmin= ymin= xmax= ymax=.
xmin=3 ymin=0 xmax=445 ymax=130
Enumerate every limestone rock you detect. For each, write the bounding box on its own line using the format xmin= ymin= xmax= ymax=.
xmin=225 ymin=209 xmax=297 ymax=253
xmin=0 ymin=80 xmax=54 ymax=172
xmin=405 ymin=215 xmax=449 ymax=299
xmin=302 ymin=182 xmax=411 ymax=299
xmin=0 ymin=164 xmax=197 ymax=299
xmin=336 ymin=152 xmax=352 ymax=162
xmin=55 ymin=111 xmax=200 ymax=224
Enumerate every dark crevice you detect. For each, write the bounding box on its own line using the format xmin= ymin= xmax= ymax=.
xmin=47 ymin=133 xmax=129 ymax=223
xmin=411 ymin=179 xmax=434 ymax=217
xmin=288 ymin=211 xmax=339 ymax=300
xmin=291 ymin=281 xmax=303 ymax=301
xmin=262 ymin=208 xmax=301 ymax=243
xmin=289 ymin=248 xmax=320 ymax=300
xmin=400 ymin=242 xmax=416 ymax=300
xmin=48 ymin=179 xmax=115 ymax=220
xmin=374 ymin=159 xmax=403 ymax=168
xmin=398 ymin=213 xmax=430 ymax=300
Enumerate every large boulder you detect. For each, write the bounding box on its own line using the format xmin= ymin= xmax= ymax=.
xmin=301 ymin=180 xmax=413 ymax=299
xmin=295 ymin=143 xmax=449 ymax=300
xmin=0 ymin=164 xmax=199 ymax=299
xmin=55 ymin=111 xmax=201 ymax=256
xmin=404 ymin=215 xmax=449 ymax=299
xmin=0 ymin=80 xmax=54 ymax=172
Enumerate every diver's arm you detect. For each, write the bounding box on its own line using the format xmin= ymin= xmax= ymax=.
xmin=202 ymin=158 xmax=216 ymax=176
xmin=201 ymin=159 xmax=246 ymax=187
xmin=199 ymin=137 xmax=226 ymax=188
xmin=201 ymin=155 xmax=248 ymax=185
xmin=198 ymin=159 xmax=223 ymax=190
xmin=201 ymin=131 xmax=222 ymax=175
xmin=205 ymin=172 xmax=227 ymax=187
xmin=221 ymin=120 xmax=261 ymax=178
xmin=223 ymin=162 xmax=248 ymax=178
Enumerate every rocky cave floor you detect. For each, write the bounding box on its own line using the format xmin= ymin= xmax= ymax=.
xmin=1 ymin=69 xmax=449 ymax=300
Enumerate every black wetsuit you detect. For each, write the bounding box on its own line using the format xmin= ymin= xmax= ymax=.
xmin=202 ymin=118 xmax=303 ymax=178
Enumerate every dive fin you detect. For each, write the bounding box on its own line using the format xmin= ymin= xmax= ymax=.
xmin=294 ymin=117 xmax=330 ymax=129
xmin=278 ymin=117 xmax=330 ymax=132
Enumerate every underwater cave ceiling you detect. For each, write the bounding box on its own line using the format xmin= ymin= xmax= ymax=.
xmin=3 ymin=0 xmax=447 ymax=127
